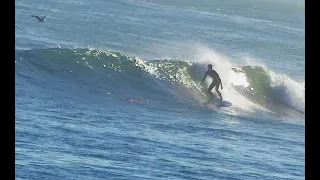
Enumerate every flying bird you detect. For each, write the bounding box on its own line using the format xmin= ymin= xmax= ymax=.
xmin=31 ymin=15 xmax=47 ymax=22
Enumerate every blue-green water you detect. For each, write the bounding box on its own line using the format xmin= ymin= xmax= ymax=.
xmin=15 ymin=0 xmax=305 ymax=179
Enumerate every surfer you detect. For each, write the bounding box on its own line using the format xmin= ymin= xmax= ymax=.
xmin=200 ymin=64 xmax=223 ymax=102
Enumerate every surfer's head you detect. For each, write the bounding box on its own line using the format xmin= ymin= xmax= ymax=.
xmin=207 ymin=64 xmax=213 ymax=70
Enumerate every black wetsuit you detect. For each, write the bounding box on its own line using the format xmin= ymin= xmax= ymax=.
xmin=201 ymin=69 xmax=223 ymax=101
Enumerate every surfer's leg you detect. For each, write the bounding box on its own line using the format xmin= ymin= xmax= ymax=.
xmin=215 ymin=86 xmax=223 ymax=101
xmin=207 ymin=82 xmax=215 ymax=101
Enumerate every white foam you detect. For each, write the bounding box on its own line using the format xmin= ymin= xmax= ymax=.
xmin=269 ymin=71 xmax=305 ymax=113
xmin=236 ymin=52 xmax=305 ymax=113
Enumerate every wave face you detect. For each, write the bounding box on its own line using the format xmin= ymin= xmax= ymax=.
xmin=15 ymin=48 xmax=305 ymax=116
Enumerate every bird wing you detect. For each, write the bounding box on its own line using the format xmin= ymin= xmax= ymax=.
xmin=31 ymin=15 xmax=42 ymax=21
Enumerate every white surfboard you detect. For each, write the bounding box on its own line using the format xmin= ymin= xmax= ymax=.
xmin=212 ymin=98 xmax=232 ymax=108
xmin=203 ymin=98 xmax=232 ymax=108
xmin=215 ymin=100 xmax=232 ymax=107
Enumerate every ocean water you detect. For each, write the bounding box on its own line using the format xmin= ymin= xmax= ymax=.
xmin=15 ymin=0 xmax=305 ymax=179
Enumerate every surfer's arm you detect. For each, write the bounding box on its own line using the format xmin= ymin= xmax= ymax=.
xmin=200 ymin=72 xmax=208 ymax=85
